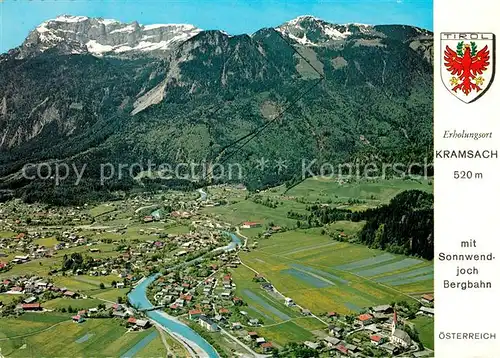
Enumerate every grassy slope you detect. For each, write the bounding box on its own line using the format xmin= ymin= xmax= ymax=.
xmin=0 ymin=315 xmax=151 ymax=357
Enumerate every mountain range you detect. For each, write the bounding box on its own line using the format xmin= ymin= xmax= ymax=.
xmin=0 ymin=15 xmax=433 ymax=204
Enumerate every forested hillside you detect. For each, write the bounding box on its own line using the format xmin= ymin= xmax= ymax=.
xmin=0 ymin=16 xmax=433 ymax=205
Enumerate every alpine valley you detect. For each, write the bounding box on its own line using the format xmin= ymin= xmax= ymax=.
xmin=0 ymin=15 xmax=433 ymax=205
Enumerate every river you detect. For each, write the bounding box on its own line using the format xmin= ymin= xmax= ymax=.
xmin=127 ymin=232 xmax=242 ymax=358
xmin=197 ymin=188 xmax=207 ymax=201
xmin=128 ymin=275 xmax=219 ymax=358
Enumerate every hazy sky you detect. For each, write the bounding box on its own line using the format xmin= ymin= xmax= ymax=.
xmin=0 ymin=0 xmax=433 ymax=53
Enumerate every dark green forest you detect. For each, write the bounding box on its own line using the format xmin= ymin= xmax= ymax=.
xmin=296 ymin=190 xmax=434 ymax=259
xmin=0 ymin=24 xmax=433 ymax=205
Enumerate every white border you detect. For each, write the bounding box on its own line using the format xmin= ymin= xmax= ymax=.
xmin=435 ymin=0 xmax=500 ymax=356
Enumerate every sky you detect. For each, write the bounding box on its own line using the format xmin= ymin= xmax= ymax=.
xmin=0 ymin=0 xmax=433 ymax=53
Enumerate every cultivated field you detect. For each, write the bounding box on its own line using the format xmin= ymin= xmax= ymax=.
xmin=238 ymin=228 xmax=433 ymax=316
xmin=0 ymin=313 xmax=159 ymax=357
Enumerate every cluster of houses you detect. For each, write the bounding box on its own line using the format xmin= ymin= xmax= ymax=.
xmin=0 ymin=231 xmax=55 ymax=269
xmin=0 ymin=201 xmax=92 ymax=228
xmin=0 ymin=276 xmax=86 ymax=315
xmin=1 ymin=276 xmax=78 ymax=298
xmin=145 ymin=252 xmax=278 ymax=354
xmin=66 ymin=302 xmax=151 ymax=331
xmin=240 ymin=222 xmax=261 ymax=229
xmin=187 ymin=303 xmax=276 ymax=354
xmin=245 ymin=332 xmax=275 ymax=353
xmin=299 ymin=298 xmax=434 ymax=357
xmin=149 ymin=249 xmax=240 ymax=311
xmin=183 ymin=271 xmax=278 ymax=354
xmin=0 ymin=230 xmax=111 ymax=275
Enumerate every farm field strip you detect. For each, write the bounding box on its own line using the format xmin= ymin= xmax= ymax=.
xmin=246 ymin=306 xmax=276 ymax=324
xmin=242 ymin=289 xmax=291 ymax=321
xmin=256 ymin=321 xmax=315 ymax=346
xmin=242 ymin=244 xmax=429 ymax=315
xmin=384 ymin=273 xmax=434 ymax=286
xmin=285 ymin=244 xmax=368 ymax=264
xmin=120 ymin=331 xmax=158 ymax=358
xmin=354 ymin=258 xmax=423 ymax=277
xmin=75 ymin=333 xmax=94 ymax=343
xmin=0 ymin=318 xmax=149 ymax=358
xmin=344 ymin=302 xmax=363 ymax=312
xmin=335 ymin=253 xmax=395 ymax=270
xmin=375 ymin=265 xmax=434 ymax=283
xmin=243 ymin=247 xmax=419 ymax=300
xmin=281 ymin=268 xmax=334 ymax=288
xmin=260 ymin=236 xmax=328 ymax=255
xmin=281 ymin=242 xmax=339 ymax=256
xmin=290 ymin=264 xmax=349 ymax=284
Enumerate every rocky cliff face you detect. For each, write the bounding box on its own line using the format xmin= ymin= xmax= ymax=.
xmin=0 ymin=15 xmax=433 ymax=203
xmin=16 ymin=15 xmax=202 ymax=58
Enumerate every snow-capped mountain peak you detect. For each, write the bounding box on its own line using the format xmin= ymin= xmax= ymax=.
xmin=53 ymin=15 xmax=89 ymax=23
xmin=276 ymin=16 xmax=375 ymax=46
xmin=19 ymin=15 xmax=202 ymax=58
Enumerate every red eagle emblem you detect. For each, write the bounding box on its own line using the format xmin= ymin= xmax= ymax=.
xmin=443 ymin=41 xmax=490 ymax=95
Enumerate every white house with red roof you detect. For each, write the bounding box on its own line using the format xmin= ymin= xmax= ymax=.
xmin=357 ymin=313 xmax=373 ymax=326
xmin=240 ymin=221 xmax=261 ymax=229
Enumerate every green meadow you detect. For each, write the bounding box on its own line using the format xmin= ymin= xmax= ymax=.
xmin=411 ymin=316 xmax=434 ymax=350
xmin=230 ymin=264 xmax=325 ymax=346
xmin=0 ymin=314 xmax=152 ymax=357
xmin=237 ymin=228 xmax=433 ymax=316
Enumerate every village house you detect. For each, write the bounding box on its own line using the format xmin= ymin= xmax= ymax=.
xmin=421 ymin=294 xmax=434 ymax=304
xmin=199 ymin=315 xmax=218 ymax=332
xmin=343 ymin=343 xmax=358 ymax=353
xmin=113 ymin=310 xmax=129 ymax=318
xmin=247 ymin=332 xmax=259 ymax=340
xmin=419 ymin=306 xmax=434 ymax=316
xmin=327 ymin=311 xmax=337 ymax=319
xmin=261 ymin=342 xmax=274 ymax=353
xmin=328 ymin=325 xmax=343 ymax=337
xmin=143 ymin=216 xmax=154 ymax=223
xmin=323 ymin=336 xmax=340 ymax=348
xmin=304 ymin=341 xmax=320 ymax=350
xmin=12 ymin=255 xmax=30 ymax=264
xmin=370 ymin=335 xmax=384 ymax=346
xmin=371 ymin=304 xmax=393 ymax=314
xmin=127 ymin=317 xmax=151 ymax=329
xmin=335 ymin=344 xmax=349 ymax=356
xmin=255 ymin=337 xmax=266 ymax=345
xmin=380 ymin=342 xmax=399 ymax=355
xmin=240 ymin=222 xmax=261 ymax=229
xmin=189 ymin=309 xmax=202 ymax=320
xmin=23 ymin=296 xmax=37 ymax=304
xmin=18 ymin=303 xmax=42 ymax=311
xmin=64 ymin=290 xmax=78 ymax=298
xmin=220 ymin=291 xmax=231 ymax=300
xmin=249 ymin=318 xmax=260 ymax=326
xmin=357 ymin=313 xmax=374 ymax=326
xmin=72 ymin=314 xmax=85 ymax=323
xmin=135 ymin=319 xmax=151 ymax=329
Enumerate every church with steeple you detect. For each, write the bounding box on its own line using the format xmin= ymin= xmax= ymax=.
xmin=390 ymin=310 xmax=412 ymax=348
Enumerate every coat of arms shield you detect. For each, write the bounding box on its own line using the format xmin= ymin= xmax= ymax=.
xmin=441 ymin=32 xmax=495 ymax=103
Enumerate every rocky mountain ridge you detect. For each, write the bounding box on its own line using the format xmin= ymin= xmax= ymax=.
xmin=0 ymin=15 xmax=433 ymax=204
xmin=13 ymin=14 xmax=202 ymax=58
xmin=7 ymin=14 xmax=432 ymax=60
